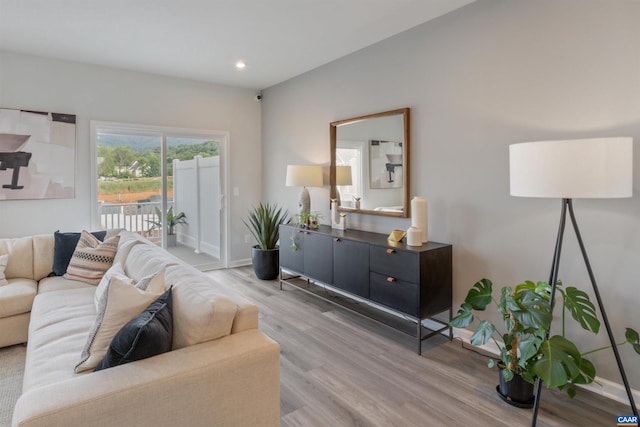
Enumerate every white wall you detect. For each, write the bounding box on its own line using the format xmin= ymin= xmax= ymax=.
xmin=0 ymin=51 xmax=261 ymax=263
xmin=262 ymin=0 xmax=640 ymax=393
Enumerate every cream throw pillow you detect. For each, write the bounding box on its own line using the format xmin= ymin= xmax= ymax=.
xmin=64 ymin=230 xmax=120 ymax=285
xmin=0 ymin=254 xmax=8 ymax=286
xmin=94 ymin=262 xmax=166 ymax=310
xmin=75 ymin=274 xmax=165 ymax=373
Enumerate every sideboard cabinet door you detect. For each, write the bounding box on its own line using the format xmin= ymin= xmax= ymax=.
xmin=333 ymin=238 xmax=369 ymax=297
xmin=303 ymin=232 xmax=333 ymax=285
xmin=279 ymin=225 xmax=304 ymax=274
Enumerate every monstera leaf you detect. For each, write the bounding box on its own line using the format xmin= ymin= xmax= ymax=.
xmin=511 ymin=289 xmax=552 ymax=331
xmin=465 ymin=278 xmax=493 ymax=310
xmin=449 ymin=303 xmax=474 ymax=328
xmin=534 ymin=335 xmax=594 ymax=391
xmin=625 ymin=328 xmax=640 ymax=355
xmin=470 ymin=320 xmax=495 ymax=346
xmin=560 ymin=286 xmax=600 ymax=334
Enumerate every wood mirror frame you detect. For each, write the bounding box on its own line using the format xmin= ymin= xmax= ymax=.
xmin=330 ymin=108 xmax=410 ymax=218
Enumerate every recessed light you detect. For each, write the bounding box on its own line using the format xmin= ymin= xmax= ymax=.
xmin=236 ymin=61 xmax=246 ymax=69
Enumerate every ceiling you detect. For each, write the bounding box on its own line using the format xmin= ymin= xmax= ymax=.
xmin=0 ymin=0 xmax=474 ymax=90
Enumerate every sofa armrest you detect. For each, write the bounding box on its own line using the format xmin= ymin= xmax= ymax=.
xmin=13 ymin=329 xmax=280 ymax=427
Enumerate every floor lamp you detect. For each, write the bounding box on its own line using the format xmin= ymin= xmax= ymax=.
xmin=509 ymin=137 xmax=637 ymax=426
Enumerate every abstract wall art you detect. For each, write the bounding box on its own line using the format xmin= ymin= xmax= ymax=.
xmin=0 ymin=108 xmax=76 ymax=200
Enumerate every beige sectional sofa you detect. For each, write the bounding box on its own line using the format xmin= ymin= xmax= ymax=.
xmin=0 ymin=231 xmax=280 ymax=427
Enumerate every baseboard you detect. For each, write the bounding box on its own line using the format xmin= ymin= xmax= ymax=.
xmin=228 ymin=258 xmax=251 ymax=268
xmin=452 ymin=327 xmax=640 ymax=409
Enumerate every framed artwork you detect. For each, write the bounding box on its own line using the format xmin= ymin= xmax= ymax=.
xmin=369 ymin=139 xmax=403 ymax=189
xmin=0 ymin=108 xmax=76 ymax=200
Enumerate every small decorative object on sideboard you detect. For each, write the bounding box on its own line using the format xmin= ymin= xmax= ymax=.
xmin=353 ymin=196 xmax=361 ymax=210
xmin=406 ymin=226 xmax=421 ymax=247
xmin=411 ymin=196 xmax=428 ymax=243
xmin=330 ymin=199 xmax=346 ymax=230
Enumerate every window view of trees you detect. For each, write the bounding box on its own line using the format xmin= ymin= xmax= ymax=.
xmin=97 ymin=134 xmax=219 ymax=204
xmin=97 ymin=140 xmax=219 ymax=179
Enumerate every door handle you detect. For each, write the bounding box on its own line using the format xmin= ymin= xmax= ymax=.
xmin=386 ymin=248 xmax=395 ymax=254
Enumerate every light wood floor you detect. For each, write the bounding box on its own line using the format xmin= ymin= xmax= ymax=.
xmin=207 ymin=266 xmax=631 ymax=427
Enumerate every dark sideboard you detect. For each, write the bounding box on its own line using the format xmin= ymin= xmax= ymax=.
xmin=279 ymin=224 xmax=452 ymax=354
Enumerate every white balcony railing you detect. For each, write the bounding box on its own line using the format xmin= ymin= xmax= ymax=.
xmin=99 ymin=201 xmax=174 ymax=241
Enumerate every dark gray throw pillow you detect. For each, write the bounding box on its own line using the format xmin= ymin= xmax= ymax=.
xmin=94 ymin=287 xmax=173 ymax=371
xmin=52 ymin=230 xmax=107 ymax=276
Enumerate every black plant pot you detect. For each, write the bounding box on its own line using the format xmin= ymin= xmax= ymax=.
xmin=251 ymin=246 xmax=280 ymax=280
xmin=497 ymin=371 xmax=535 ymax=408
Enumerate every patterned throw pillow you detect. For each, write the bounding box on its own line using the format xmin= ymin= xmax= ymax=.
xmin=64 ymin=230 xmax=120 ymax=285
xmin=0 ymin=254 xmax=8 ymax=286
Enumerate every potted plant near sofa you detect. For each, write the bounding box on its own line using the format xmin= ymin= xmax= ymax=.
xmin=243 ymin=202 xmax=289 ymax=280
xmin=450 ymin=278 xmax=640 ymax=407
xmin=147 ymin=206 xmax=187 ymax=246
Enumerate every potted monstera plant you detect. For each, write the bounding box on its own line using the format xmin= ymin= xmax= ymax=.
xmin=243 ymin=202 xmax=289 ymax=280
xmin=450 ymin=278 xmax=640 ymax=407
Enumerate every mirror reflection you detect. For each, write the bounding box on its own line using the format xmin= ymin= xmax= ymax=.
xmin=330 ymin=108 xmax=410 ymax=217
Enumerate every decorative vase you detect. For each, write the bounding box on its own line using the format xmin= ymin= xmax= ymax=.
xmin=251 ymin=246 xmax=280 ymax=280
xmin=411 ymin=196 xmax=428 ymax=243
xmin=497 ymin=371 xmax=534 ymax=408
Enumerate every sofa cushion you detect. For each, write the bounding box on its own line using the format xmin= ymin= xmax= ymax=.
xmin=52 ymin=230 xmax=107 ymax=276
xmin=95 ymin=287 xmax=173 ymax=371
xmin=0 ymin=254 xmax=7 ymax=286
xmin=64 ymin=231 xmax=120 ymax=285
xmin=75 ymin=274 xmax=165 ymax=372
xmin=0 ymin=278 xmax=37 ymax=317
xmin=164 ymin=265 xmax=238 ymax=350
xmin=123 ymin=241 xmax=179 ymax=281
xmin=0 ymin=236 xmax=34 ymax=280
xmin=23 ymin=287 xmax=96 ymax=392
xmin=38 ymin=275 xmax=95 ymax=294
xmin=32 ymin=234 xmax=55 ymax=281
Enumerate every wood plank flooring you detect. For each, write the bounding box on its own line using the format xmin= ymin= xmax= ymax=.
xmin=207 ymin=266 xmax=632 ymax=427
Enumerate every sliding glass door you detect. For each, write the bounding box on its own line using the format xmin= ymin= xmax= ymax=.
xmin=92 ymin=122 xmax=227 ymax=270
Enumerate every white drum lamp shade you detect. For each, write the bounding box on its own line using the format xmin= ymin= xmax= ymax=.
xmin=286 ymin=165 xmax=323 ymax=214
xmin=509 ymin=137 xmax=632 ymax=199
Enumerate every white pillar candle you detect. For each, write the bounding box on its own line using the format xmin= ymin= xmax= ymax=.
xmin=406 ymin=226 xmax=422 ymax=246
xmin=411 ymin=196 xmax=428 ymax=243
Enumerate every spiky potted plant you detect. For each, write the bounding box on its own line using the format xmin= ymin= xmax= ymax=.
xmin=243 ymin=202 xmax=289 ymax=280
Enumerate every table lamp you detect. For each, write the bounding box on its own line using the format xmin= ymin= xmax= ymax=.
xmin=286 ymin=164 xmax=323 ymax=215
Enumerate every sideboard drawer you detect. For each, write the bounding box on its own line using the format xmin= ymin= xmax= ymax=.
xmin=370 ymin=272 xmax=418 ymax=316
xmin=369 ymin=246 xmax=418 ymax=283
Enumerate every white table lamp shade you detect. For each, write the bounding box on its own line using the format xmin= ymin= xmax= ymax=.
xmin=336 ymin=166 xmax=353 ymax=186
xmin=285 ymin=165 xmax=323 ymax=187
xmin=509 ymin=137 xmax=633 ymax=198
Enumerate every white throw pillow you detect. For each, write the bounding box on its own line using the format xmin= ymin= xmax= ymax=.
xmin=95 ymin=263 xmax=166 ymax=310
xmin=94 ymin=263 xmax=133 ymax=309
xmin=75 ymin=275 xmax=164 ymax=373
xmin=0 ymin=254 xmax=8 ymax=286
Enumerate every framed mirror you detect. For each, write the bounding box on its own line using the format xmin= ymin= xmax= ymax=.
xmin=330 ymin=108 xmax=410 ymax=217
